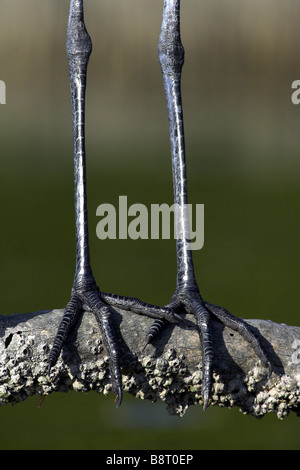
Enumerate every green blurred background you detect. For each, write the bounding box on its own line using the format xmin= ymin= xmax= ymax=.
xmin=1 ymin=0 xmax=300 ymax=449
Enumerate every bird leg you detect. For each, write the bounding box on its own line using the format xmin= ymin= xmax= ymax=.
xmin=48 ymin=0 xmax=124 ymax=406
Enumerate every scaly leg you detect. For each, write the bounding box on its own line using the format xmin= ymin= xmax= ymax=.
xmin=123 ymin=0 xmax=271 ymax=410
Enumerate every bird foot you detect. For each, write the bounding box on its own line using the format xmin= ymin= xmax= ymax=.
xmin=48 ymin=284 xmax=124 ymax=406
xmin=103 ymin=289 xmax=271 ymax=410
xmin=47 ymin=283 xmax=183 ymax=407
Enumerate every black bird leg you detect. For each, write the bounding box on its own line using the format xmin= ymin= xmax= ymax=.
xmin=120 ymin=0 xmax=271 ymax=410
xmin=48 ymin=0 xmax=124 ymax=406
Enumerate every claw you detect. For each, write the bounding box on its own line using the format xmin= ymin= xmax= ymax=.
xmin=47 ymin=362 xmax=53 ymax=376
xmin=202 ymin=390 xmax=210 ymax=412
xmin=173 ymin=313 xmax=187 ymax=325
xmin=203 ymin=394 xmax=209 ymax=411
xmin=141 ymin=339 xmax=150 ymax=353
xmin=114 ymin=388 xmax=123 ymax=408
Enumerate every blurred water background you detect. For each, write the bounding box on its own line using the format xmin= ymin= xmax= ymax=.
xmin=0 ymin=0 xmax=300 ymax=449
